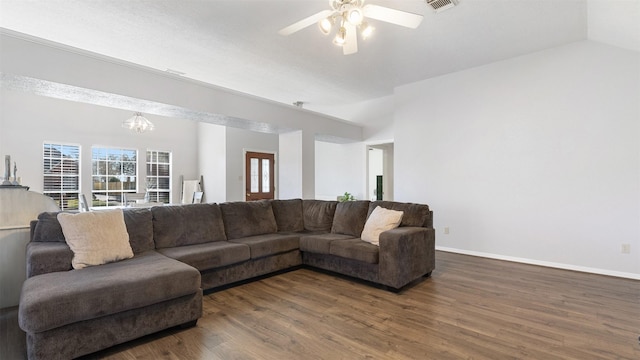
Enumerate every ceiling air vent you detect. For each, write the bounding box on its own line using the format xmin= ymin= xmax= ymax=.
xmin=426 ymin=0 xmax=457 ymax=13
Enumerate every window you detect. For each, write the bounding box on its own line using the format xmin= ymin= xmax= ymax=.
xmin=92 ymin=147 xmax=137 ymax=207
xmin=43 ymin=143 xmax=80 ymax=210
xmin=146 ymin=150 xmax=171 ymax=204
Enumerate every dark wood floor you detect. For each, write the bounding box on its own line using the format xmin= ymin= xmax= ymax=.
xmin=3 ymin=251 xmax=639 ymax=359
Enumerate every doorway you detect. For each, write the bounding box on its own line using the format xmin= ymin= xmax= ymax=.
xmin=245 ymin=151 xmax=275 ymax=201
xmin=368 ymin=143 xmax=394 ymax=201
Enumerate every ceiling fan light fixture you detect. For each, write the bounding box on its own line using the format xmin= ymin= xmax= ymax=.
xmin=333 ymin=26 xmax=347 ymax=46
xmin=318 ymin=17 xmax=333 ymax=35
xmin=346 ymin=7 xmax=364 ymax=25
xmin=279 ymin=0 xmax=426 ymax=55
xmin=360 ymin=22 xmax=374 ymax=39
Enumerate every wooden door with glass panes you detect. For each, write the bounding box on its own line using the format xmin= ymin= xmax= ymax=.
xmin=245 ymin=151 xmax=275 ymax=201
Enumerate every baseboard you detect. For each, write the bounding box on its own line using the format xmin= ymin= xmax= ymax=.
xmin=436 ymin=246 xmax=640 ymax=280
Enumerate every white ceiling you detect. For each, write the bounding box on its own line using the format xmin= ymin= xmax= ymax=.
xmin=0 ymin=0 xmax=634 ymax=120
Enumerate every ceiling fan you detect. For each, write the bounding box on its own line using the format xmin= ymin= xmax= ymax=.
xmin=278 ymin=0 xmax=424 ymax=55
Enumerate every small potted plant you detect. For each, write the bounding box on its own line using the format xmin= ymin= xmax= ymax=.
xmin=338 ymin=192 xmax=356 ymax=202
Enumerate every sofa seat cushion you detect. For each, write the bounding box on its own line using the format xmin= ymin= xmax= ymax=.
xmin=287 ymin=230 xmax=329 ymax=236
xmin=229 ymin=233 xmax=299 ymax=259
xmin=329 ymin=239 xmax=379 ymax=264
xmin=300 ymin=233 xmax=356 ymax=254
xmin=157 ymin=241 xmax=250 ymax=271
xmin=19 ymin=251 xmax=200 ymax=333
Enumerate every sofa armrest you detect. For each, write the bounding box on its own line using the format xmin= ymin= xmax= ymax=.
xmin=378 ymin=226 xmax=435 ymax=289
xmin=26 ymin=242 xmax=73 ymax=278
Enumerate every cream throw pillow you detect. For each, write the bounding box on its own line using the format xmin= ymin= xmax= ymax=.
xmin=57 ymin=209 xmax=134 ymax=269
xmin=361 ymin=206 xmax=404 ymax=246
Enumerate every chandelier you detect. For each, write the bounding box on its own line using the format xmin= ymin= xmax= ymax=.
xmin=122 ymin=112 xmax=154 ymax=133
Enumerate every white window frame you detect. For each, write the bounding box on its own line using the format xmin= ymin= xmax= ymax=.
xmin=43 ymin=142 xmax=81 ymax=210
xmin=91 ymin=146 xmax=138 ymax=208
xmin=146 ymin=149 xmax=172 ymax=204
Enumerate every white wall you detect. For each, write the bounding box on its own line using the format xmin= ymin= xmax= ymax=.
xmin=316 ymin=96 xmax=396 ymax=202
xmin=394 ymin=41 xmax=640 ymax=278
xmin=367 ymin=143 xmax=395 ymax=201
xmin=587 ymin=0 xmax=640 ymax=52
xmin=316 ymin=95 xmax=395 ymax=142
xmin=279 ymin=131 xmax=303 ymax=199
xmin=0 ymin=89 xmax=198 ymax=204
xmin=382 ymin=144 xmax=394 ymax=201
xmin=197 ymin=122 xmax=226 ymax=203
xmin=225 ymin=127 xmax=279 ymax=202
xmin=315 ymin=141 xmax=366 ymax=200
xmin=358 ymin=96 xmax=395 ymax=142
xmin=368 ymin=148 xmax=383 ymax=201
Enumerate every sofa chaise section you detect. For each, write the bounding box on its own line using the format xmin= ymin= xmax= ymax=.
xmin=19 ymin=208 xmax=202 ymax=360
xmin=19 ymin=251 xmax=202 ymax=360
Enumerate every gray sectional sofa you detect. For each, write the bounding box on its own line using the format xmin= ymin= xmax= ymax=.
xmin=19 ymin=199 xmax=434 ymax=359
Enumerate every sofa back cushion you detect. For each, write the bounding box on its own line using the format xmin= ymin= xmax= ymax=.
xmin=331 ymin=200 xmax=370 ymax=237
xmin=220 ymin=200 xmax=278 ymax=239
xmin=152 ymin=203 xmax=226 ymax=248
xmin=122 ymin=208 xmax=155 ymax=253
xmin=302 ymin=200 xmax=337 ymax=232
xmin=367 ymin=201 xmax=432 ymax=227
xmin=32 ymin=209 xmax=155 ymax=254
xmin=32 ymin=212 xmax=66 ymax=242
xmin=271 ymin=199 xmax=304 ymax=232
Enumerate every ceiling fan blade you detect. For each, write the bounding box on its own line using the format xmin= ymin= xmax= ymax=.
xmin=363 ymin=4 xmax=423 ymax=29
xmin=278 ymin=9 xmax=333 ymax=36
xmin=343 ymin=22 xmax=358 ymax=55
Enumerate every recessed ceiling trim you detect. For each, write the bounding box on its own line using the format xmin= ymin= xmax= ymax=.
xmin=0 ymin=72 xmax=295 ymax=134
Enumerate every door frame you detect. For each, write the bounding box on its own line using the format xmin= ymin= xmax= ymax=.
xmin=243 ymin=149 xmax=278 ymax=201
xmin=366 ymin=142 xmax=393 ymax=201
